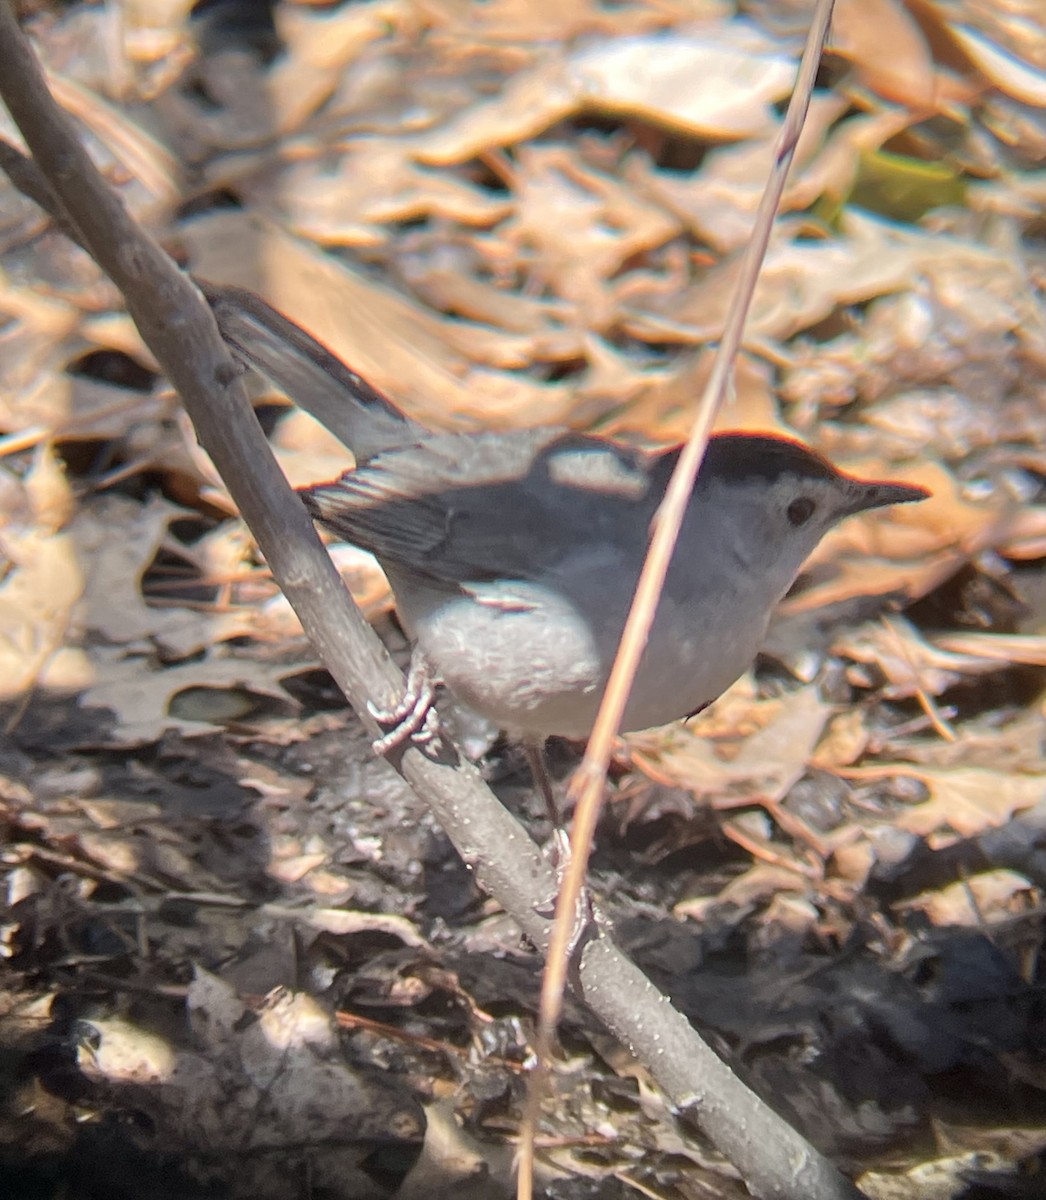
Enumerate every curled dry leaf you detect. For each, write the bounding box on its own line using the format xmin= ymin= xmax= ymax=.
xmin=947 ymin=21 xmax=1046 ymax=107
xmin=930 ymin=631 xmax=1046 ymax=668
xmin=413 ymin=29 xmax=795 ymax=167
xmin=831 ymin=0 xmax=938 ymax=109
xmin=0 ymin=520 xmax=86 ymax=699
xmin=79 ymin=650 xmax=310 ymax=745
xmin=630 ymin=686 xmax=830 ymax=808
xmin=836 ymin=764 xmax=1043 ymax=841
xmin=901 ymin=870 xmax=1037 ymax=930
xmin=833 ymin=614 xmax=1004 ymax=700
xmin=78 ymin=1016 xmax=177 ymax=1085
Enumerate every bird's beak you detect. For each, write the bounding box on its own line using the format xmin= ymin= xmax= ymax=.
xmin=845 ymin=479 xmax=929 ymax=516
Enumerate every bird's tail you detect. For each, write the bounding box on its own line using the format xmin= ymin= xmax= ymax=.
xmin=203 ymin=283 xmax=423 ymax=462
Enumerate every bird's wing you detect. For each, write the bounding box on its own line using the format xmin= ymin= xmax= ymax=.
xmin=302 ymin=428 xmax=669 ymax=588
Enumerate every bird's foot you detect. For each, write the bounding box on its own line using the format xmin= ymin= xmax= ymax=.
xmin=368 ymin=656 xmax=440 ymax=755
xmin=521 ymin=741 xmax=595 ymax=956
xmin=535 ymin=828 xmax=596 ymax=966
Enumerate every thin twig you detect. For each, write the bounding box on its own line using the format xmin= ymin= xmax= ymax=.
xmin=520 ymin=1 xmax=844 ymax=1197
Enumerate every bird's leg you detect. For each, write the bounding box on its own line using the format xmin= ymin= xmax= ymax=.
xmin=367 ymin=651 xmax=440 ymax=755
xmin=523 ymin=739 xmax=560 ymax=828
xmin=524 ymin=739 xmax=570 ymax=880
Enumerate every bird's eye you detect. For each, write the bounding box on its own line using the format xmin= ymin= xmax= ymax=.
xmin=787 ymin=497 xmax=816 ymax=527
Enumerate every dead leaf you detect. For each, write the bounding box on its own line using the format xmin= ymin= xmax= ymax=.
xmin=832 ymin=0 xmax=938 ymax=109
xmin=833 ymin=615 xmax=1003 ymax=700
xmin=0 ymin=527 xmax=86 ymax=698
xmin=838 ymin=764 xmax=1043 ymax=839
xmin=630 ymin=685 xmax=830 ymax=806
xmin=79 ymin=648 xmax=308 ymax=745
xmin=902 ymin=870 xmax=1036 ymax=929
xmin=948 ymin=22 xmax=1046 ymax=107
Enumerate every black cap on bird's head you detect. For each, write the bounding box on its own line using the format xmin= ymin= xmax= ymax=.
xmin=702 ymin=433 xmax=841 ymax=487
xmin=701 ymin=432 xmax=929 ymax=518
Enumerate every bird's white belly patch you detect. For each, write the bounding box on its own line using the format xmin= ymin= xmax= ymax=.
xmin=392 ymin=574 xmax=766 ymax=740
xmin=412 ymin=584 xmax=604 ymax=738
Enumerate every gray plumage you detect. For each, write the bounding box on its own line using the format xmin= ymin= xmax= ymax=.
xmin=211 ymin=287 xmax=927 ymax=741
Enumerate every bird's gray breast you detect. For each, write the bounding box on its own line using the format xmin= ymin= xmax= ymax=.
xmin=387 ymin=563 xmax=614 ymax=740
xmin=390 ymin=533 xmax=771 ymax=740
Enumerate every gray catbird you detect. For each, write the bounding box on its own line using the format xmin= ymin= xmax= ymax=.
xmin=209 ymin=287 xmax=927 ymax=747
